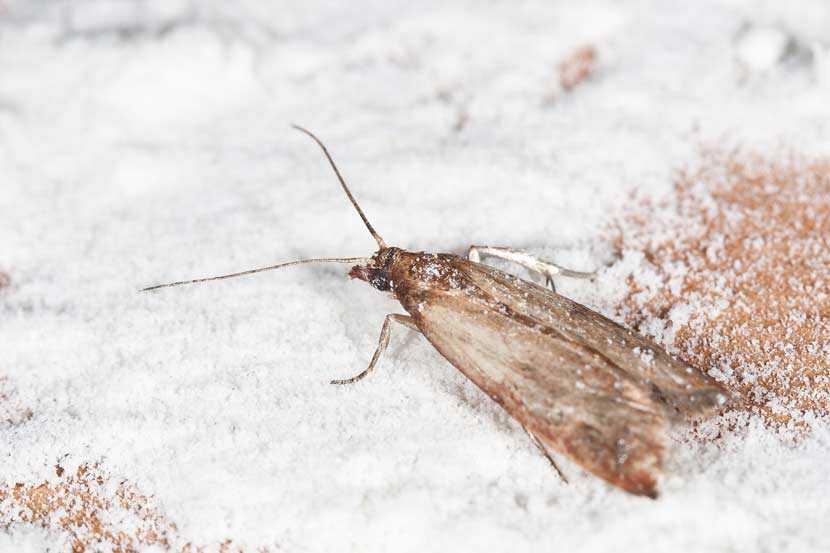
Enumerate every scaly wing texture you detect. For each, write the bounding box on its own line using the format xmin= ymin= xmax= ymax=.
xmin=459 ymin=259 xmax=732 ymax=415
xmin=400 ymin=256 xmax=730 ymax=496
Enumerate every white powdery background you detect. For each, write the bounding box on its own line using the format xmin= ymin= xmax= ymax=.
xmin=2 ymin=0 xmax=830 ymax=551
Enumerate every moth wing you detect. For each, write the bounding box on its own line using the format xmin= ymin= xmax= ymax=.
xmin=407 ymin=257 xmax=729 ymax=497
xmin=414 ymin=294 xmax=668 ymax=496
xmin=458 ymin=260 xmax=732 ymax=415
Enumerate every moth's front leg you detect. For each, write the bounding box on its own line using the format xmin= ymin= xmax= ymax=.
xmin=331 ymin=314 xmax=419 ymax=385
xmin=467 ymin=245 xmax=595 ymax=292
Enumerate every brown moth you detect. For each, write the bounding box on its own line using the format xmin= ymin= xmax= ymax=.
xmin=144 ymin=126 xmax=734 ymax=498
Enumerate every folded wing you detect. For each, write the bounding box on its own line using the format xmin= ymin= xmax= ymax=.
xmin=405 ymin=257 xmax=730 ymax=496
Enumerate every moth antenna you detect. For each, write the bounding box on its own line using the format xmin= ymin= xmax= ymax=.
xmin=291 ymin=124 xmax=387 ymax=249
xmin=140 ymin=257 xmax=371 ymax=292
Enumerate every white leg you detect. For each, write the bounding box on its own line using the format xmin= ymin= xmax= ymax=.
xmin=467 ymin=245 xmax=595 ymax=292
xmin=331 ymin=314 xmax=419 ymax=385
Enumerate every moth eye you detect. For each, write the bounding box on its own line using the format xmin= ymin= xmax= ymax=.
xmin=368 ymin=269 xmax=391 ymax=291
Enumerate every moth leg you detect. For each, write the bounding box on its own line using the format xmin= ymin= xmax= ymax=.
xmin=523 ymin=428 xmax=569 ymax=483
xmin=331 ymin=314 xmax=419 ymax=385
xmin=468 ymin=245 xmax=595 ymax=292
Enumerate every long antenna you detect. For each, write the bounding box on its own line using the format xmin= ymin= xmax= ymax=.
xmin=291 ymin=124 xmax=387 ymax=249
xmin=141 ymin=257 xmax=370 ymax=292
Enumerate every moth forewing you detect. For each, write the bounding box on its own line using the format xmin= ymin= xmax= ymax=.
xmin=380 ymin=251 xmax=731 ymax=497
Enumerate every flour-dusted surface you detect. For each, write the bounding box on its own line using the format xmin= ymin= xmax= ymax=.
xmin=2 ymin=1 xmax=830 ymax=551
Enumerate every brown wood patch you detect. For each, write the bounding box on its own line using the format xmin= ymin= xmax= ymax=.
xmin=1 ymin=464 xmax=176 ymax=552
xmin=617 ymin=150 xmax=830 ymax=425
xmin=0 ymin=463 xmax=270 ymax=552
xmin=559 ymin=45 xmax=597 ymax=92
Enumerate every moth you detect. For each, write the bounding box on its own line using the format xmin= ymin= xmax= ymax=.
xmin=144 ymin=126 xmax=733 ymax=498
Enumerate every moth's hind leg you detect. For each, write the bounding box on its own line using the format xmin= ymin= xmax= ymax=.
xmin=523 ymin=428 xmax=569 ymax=483
xmin=467 ymin=245 xmax=595 ymax=292
xmin=331 ymin=314 xmax=419 ymax=385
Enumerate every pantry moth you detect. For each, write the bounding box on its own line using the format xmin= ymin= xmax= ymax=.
xmin=143 ymin=126 xmax=733 ymax=497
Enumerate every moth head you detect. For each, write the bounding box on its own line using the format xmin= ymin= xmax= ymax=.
xmin=349 ymin=247 xmax=400 ymax=292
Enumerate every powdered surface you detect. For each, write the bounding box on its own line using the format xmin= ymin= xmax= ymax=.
xmin=2 ymin=1 xmax=830 ymax=551
xmin=617 ymin=153 xmax=830 ymax=426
